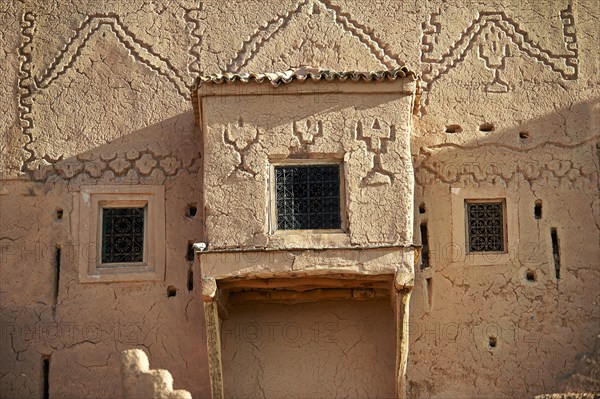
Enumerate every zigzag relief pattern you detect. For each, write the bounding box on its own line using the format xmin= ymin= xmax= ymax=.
xmin=420 ymin=5 xmax=578 ymax=102
xmin=184 ymin=5 xmax=203 ymax=80
xmin=35 ymin=13 xmax=191 ymax=98
xmin=30 ymin=149 xmax=201 ymax=182
xmin=414 ymin=137 xmax=598 ymax=189
xmin=324 ymin=0 xmax=401 ymax=68
xmin=17 ymin=11 xmax=198 ymax=174
xmin=18 ymin=12 xmax=36 ymax=172
xmin=227 ymin=0 xmax=401 ymax=72
xmin=560 ymin=4 xmax=578 ymax=70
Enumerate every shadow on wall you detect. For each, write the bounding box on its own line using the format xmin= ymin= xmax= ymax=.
xmin=6 ymin=75 xmax=413 ymax=399
xmin=2 ymin=62 xmax=599 ymax=399
xmin=200 ymin=83 xmax=405 ymax=131
xmin=414 ymin=97 xmax=600 ymax=194
xmin=0 ymin=108 xmax=210 ymax=398
xmin=25 ymin=110 xmax=200 ymax=184
xmin=408 ymin=97 xmax=600 ymax=398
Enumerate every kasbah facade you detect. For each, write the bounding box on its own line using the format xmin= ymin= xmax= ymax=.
xmin=0 ymin=0 xmax=599 ymax=398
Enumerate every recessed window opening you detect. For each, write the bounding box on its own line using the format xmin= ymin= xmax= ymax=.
xmin=274 ymin=164 xmax=341 ymax=230
xmin=53 ymin=245 xmax=61 ymax=306
xmin=426 ymin=277 xmax=433 ymax=308
xmin=187 ymin=267 xmax=194 ymax=292
xmin=101 ymin=206 xmax=146 ymax=264
xmin=186 ymin=241 xmax=195 ymax=262
xmin=79 ymin=185 xmax=165 ymax=282
xmin=465 ymin=200 xmax=505 ymax=253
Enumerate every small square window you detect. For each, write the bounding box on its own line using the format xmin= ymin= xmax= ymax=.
xmin=101 ymin=207 xmax=146 ymax=264
xmin=465 ymin=200 xmax=506 ymax=253
xmin=78 ymin=185 xmax=165 ymax=282
xmin=275 ymin=164 xmax=341 ymax=230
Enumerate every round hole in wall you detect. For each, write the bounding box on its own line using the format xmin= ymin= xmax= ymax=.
xmin=419 ymin=203 xmax=426 ymax=214
xmin=479 ymin=123 xmax=495 ymax=132
xmin=488 ymin=336 xmax=497 ymax=348
xmin=56 ymin=209 xmax=64 ymax=220
xmin=186 ymin=204 xmax=197 ymax=218
xmin=445 ymin=125 xmax=463 ymax=134
xmin=526 ymin=270 xmax=536 ymax=282
xmin=519 ymin=131 xmax=530 ymax=140
xmin=167 ymin=286 xmax=177 ymax=298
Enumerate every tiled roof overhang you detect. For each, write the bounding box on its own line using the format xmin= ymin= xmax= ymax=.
xmin=193 ymin=66 xmax=417 ymax=89
xmin=192 ymin=66 xmax=418 ymax=124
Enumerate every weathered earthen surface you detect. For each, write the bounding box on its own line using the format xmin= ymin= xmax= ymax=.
xmin=0 ymin=2 xmax=210 ymax=395
xmin=195 ymin=74 xmax=417 ymax=397
xmin=221 ymin=300 xmax=397 ymax=398
xmin=197 ymin=76 xmax=416 ymax=251
xmin=1 ymin=0 xmax=598 ymax=398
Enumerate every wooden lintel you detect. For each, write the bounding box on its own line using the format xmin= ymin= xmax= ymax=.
xmin=218 ymin=275 xmax=394 ymax=291
xmin=227 ymin=288 xmax=389 ymax=305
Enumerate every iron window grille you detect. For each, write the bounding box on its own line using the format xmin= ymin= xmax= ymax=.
xmin=101 ymin=207 xmax=146 ymax=264
xmin=275 ymin=164 xmax=341 ymax=230
xmin=465 ymin=200 xmax=505 ymax=252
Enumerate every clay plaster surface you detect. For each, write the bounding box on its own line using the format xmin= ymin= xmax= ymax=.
xmin=221 ymin=300 xmax=396 ymax=398
xmin=200 ymin=85 xmax=415 ymax=250
xmin=0 ymin=0 xmax=209 ymax=392
xmin=199 ymin=248 xmax=414 ymax=282
xmin=0 ymin=0 xmax=599 ymax=398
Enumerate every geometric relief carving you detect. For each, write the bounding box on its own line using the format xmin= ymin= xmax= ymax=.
xmin=35 ymin=14 xmax=190 ymax=97
xmin=18 ymin=12 xmax=35 ymax=173
xmin=355 ymin=118 xmax=395 ymax=186
xmin=17 ymin=12 xmax=193 ymax=175
xmin=478 ymin=24 xmax=512 ymax=93
xmin=183 ymin=6 xmax=203 ymax=81
xmin=420 ymin=5 xmax=578 ymax=110
xmin=227 ymin=0 xmax=401 ymax=72
xmin=223 ymin=117 xmax=260 ymax=178
xmin=293 ymin=118 xmax=323 ymax=145
xmin=28 ymin=150 xmax=192 ymax=183
xmin=414 ymin=139 xmax=598 ymax=191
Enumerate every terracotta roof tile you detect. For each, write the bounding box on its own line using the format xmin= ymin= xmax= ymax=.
xmin=194 ymin=66 xmax=417 ymax=89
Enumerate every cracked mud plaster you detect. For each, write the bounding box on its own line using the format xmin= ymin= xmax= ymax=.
xmin=201 ymin=89 xmax=415 ymax=250
xmin=221 ymin=300 xmax=396 ymax=398
xmin=0 ymin=168 xmax=209 ymax=398
xmin=1 ymin=0 xmax=599 ymax=398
